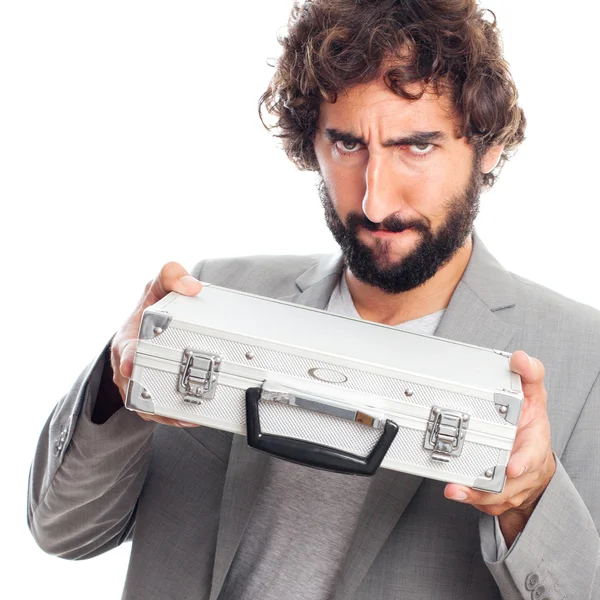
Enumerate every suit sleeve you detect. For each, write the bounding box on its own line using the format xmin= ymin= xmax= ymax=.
xmin=27 ymin=259 xmax=208 ymax=560
xmin=480 ymin=372 xmax=600 ymax=599
xmin=27 ymin=336 xmax=157 ymax=559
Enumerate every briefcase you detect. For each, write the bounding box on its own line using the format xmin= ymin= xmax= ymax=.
xmin=126 ymin=283 xmax=523 ymax=493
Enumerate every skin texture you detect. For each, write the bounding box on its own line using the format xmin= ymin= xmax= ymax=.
xmin=313 ymin=79 xmax=556 ymax=546
xmin=314 ymin=79 xmax=502 ymax=324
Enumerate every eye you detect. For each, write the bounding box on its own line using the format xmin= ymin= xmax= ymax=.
xmin=334 ymin=140 xmax=363 ymax=154
xmin=409 ymin=143 xmax=434 ymax=155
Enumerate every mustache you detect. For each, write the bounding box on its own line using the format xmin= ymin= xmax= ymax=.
xmin=345 ymin=211 xmax=429 ymax=234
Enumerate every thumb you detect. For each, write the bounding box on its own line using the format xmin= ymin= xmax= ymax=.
xmin=510 ymin=350 xmax=546 ymax=403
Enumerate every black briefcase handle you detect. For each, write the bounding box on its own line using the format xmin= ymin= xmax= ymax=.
xmin=245 ymin=386 xmax=398 ymax=476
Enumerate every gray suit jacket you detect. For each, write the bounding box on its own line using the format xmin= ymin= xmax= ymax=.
xmin=28 ymin=234 xmax=600 ymax=599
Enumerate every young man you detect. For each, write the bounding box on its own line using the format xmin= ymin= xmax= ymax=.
xmin=28 ymin=1 xmax=599 ymax=599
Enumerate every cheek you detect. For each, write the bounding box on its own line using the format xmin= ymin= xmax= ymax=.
xmin=403 ymin=156 xmax=469 ymax=217
xmin=316 ymin=147 xmax=366 ymax=212
xmin=396 ymin=168 xmax=444 ymax=214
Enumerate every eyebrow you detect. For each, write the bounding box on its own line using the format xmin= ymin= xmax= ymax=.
xmin=323 ymin=128 xmax=447 ymax=147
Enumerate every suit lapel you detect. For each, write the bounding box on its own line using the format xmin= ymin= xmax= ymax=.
xmin=434 ymin=232 xmax=518 ymax=350
xmin=210 ymin=233 xmax=518 ymax=600
xmin=208 ymin=436 xmax=269 ymax=600
xmin=209 ymin=251 xmax=345 ymax=600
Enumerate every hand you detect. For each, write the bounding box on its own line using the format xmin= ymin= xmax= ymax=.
xmin=443 ymin=350 xmax=557 ymax=546
xmin=110 ymin=261 xmax=203 ymax=427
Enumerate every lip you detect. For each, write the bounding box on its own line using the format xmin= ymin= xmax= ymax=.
xmin=369 ymin=228 xmax=413 ymax=237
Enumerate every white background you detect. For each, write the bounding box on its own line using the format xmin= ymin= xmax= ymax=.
xmin=1 ymin=1 xmax=599 ymax=598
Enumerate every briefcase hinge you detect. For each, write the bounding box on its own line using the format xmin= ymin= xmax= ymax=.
xmin=178 ymin=348 xmax=222 ymax=404
xmin=423 ymin=406 xmax=470 ymax=462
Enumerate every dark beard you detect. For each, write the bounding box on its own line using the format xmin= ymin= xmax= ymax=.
xmin=318 ymin=164 xmax=483 ymax=294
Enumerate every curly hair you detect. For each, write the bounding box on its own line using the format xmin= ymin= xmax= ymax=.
xmin=259 ymin=0 xmax=526 ymax=188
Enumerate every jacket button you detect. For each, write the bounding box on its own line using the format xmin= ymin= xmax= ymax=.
xmin=53 ymin=440 xmax=62 ymax=456
xmin=53 ymin=424 xmax=69 ymax=456
xmin=532 ymin=585 xmax=546 ymax=600
xmin=525 ymin=573 xmax=539 ymax=590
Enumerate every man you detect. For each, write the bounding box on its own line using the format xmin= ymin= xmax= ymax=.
xmin=28 ymin=1 xmax=599 ymax=599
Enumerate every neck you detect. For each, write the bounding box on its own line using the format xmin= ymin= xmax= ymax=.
xmin=345 ymin=236 xmax=473 ymax=326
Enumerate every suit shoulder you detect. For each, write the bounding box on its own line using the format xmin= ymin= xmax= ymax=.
xmin=191 ymin=253 xmax=327 ymax=297
xmin=510 ymin=271 xmax=600 ymax=338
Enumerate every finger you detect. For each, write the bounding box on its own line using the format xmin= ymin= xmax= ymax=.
xmin=472 ymin=489 xmax=533 ymax=516
xmin=506 ymin=427 xmax=549 ymax=478
xmin=444 ymin=458 xmax=539 ymax=506
xmin=107 ymin=340 xmax=127 ymax=403
xmin=119 ymin=338 xmax=138 ymax=380
xmin=506 ymin=387 xmax=552 ymax=479
xmin=509 ymin=350 xmax=546 ymax=403
xmin=146 ymin=261 xmax=202 ymax=305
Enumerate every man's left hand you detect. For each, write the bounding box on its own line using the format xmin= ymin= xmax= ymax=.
xmin=443 ymin=350 xmax=557 ymax=547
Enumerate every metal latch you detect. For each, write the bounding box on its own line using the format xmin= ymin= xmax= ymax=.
xmin=178 ymin=348 xmax=221 ymax=404
xmin=423 ymin=406 xmax=469 ymax=462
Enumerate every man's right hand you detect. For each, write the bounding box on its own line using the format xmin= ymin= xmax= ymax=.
xmin=99 ymin=262 xmax=203 ymax=427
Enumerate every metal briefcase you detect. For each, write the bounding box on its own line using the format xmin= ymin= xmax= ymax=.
xmin=125 ymin=282 xmax=523 ymax=493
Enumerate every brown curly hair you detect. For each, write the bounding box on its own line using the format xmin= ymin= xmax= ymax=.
xmin=259 ymin=0 xmax=526 ymax=188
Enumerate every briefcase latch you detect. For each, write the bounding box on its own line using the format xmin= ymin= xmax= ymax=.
xmin=178 ymin=348 xmax=222 ymax=404
xmin=423 ymin=407 xmax=469 ymax=462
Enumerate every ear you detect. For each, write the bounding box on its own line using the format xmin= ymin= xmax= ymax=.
xmin=480 ymin=144 xmax=504 ymax=174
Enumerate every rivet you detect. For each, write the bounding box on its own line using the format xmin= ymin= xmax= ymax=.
xmin=153 ymin=327 xmax=163 ymax=336
xmin=184 ymin=349 xmax=193 ymax=357
xmin=499 ymin=405 xmax=508 ymax=414
xmin=141 ymin=390 xmax=151 ymax=399
xmin=462 ymin=414 xmax=470 ymax=422
xmin=485 ymin=469 xmax=494 ymax=478
xmin=245 ymin=351 xmax=255 ymax=360
xmin=432 ymin=406 xmax=440 ymax=414
xmin=404 ymin=388 xmax=414 ymax=397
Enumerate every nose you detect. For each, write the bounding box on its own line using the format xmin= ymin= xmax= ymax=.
xmin=361 ymin=153 xmax=406 ymax=224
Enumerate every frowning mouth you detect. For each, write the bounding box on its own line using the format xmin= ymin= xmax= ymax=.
xmin=368 ymin=227 xmax=413 ymax=237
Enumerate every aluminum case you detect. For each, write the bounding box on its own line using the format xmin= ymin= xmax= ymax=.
xmin=126 ymin=283 xmax=523 ymax=493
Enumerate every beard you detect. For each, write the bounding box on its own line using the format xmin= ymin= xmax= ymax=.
xmin=318 ymin=163 xmax=483 ymax=294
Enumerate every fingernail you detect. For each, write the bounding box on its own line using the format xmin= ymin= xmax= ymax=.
xmin=529 ymin=356 xmax=536 ymax=369
xmin=176 ymin=420 xmax=198 ymax=428
xmin=178 ymin=275 xmax=200 ymax=289
xmin=450 ymin=491 xmax=468 ymax=501
xmin=518 ymin=465 xmax=528 ymax=476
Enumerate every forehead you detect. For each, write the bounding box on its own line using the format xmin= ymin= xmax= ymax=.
xmin=318 ymin=79 xmax=459 ymax=136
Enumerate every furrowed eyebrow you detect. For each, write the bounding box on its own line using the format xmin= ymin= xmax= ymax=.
xmin=382 ymin=131 xmax=447 ymax=147
xmin=323 ymin=128 xmax=447 ymax=147
xmin=324 ymin=128 xmax=367 ymax=145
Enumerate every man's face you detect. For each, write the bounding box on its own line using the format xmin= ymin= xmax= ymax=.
xmin=313 ymin=79 xmax=486 ymax=294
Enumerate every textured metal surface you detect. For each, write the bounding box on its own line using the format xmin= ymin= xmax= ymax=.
xmin=386 ymin=428 xmax=500 ymax=477
xmin=258 ymin=400 xmax=380 ymax=457
xmin=147 ymin=328 xmax=506 ymax=423
xmin=140 ymin=367 xmax=500 ymax=479
xmin=141 ymin=369 xmax=245 ymax=426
